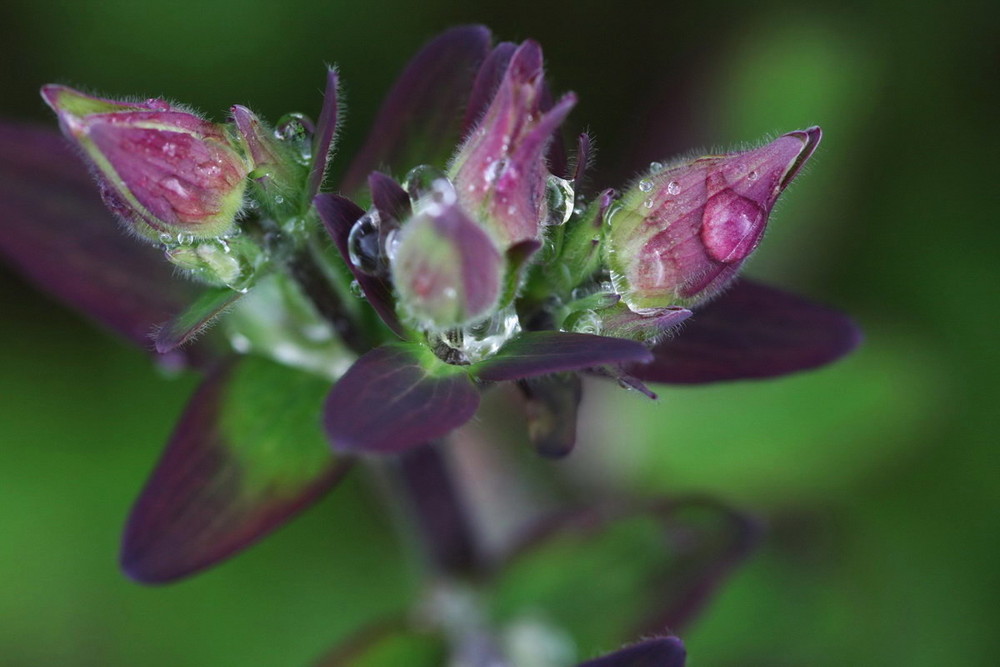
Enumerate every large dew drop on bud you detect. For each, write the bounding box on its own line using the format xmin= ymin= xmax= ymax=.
xmin=605 ymin=127 xmax=821 ymax=312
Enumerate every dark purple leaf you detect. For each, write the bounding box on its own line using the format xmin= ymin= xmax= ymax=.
xmin=121 ymin=357 xmax=349 ymax=583
xmin=306 ymin=67 xmax=341 ymax=202
xmin=474 ymin=331 xmax=653 ymax=382
xmin=578 ymin=637 xmax=686 ymax=667
xmin=314 ymin=193 xmax=405 ymax=338
xmin=462 ymin=41 xmax=517 ymax=134
xmin=153 ymin=286 xmax=243 ymax=354
xmin=0 ymin=122 xmax=197 ymax=350
xmin=339 ymin=25 xmax=492 ymax=194
xmin=631 ymin=280 xmax=862 ymax=384
xmin=517 ymin=373 xmax=583 ymax=458
xmin=324 ymin=344 xmax=479 ymax=455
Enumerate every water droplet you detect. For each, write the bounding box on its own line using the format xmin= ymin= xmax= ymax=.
xmin=747 ymin=170 xmax=759 ymax=181
xmin=567 ymin=309 xmax=602 ymax=335
xmin=666 ymin=180 xmax=681 ymax=195
xmin=273 ymin=195 xmax=285 ymax=205
xmin=349 ymin=279 xmax=364 ymax=298
xmin=545 ymin=175 xmax=575 ymax=226
xmin=649 ymin=161 xmax=664 ymax=172
xmin=273 ymin=112 xmax=314 ymax=163
xmin=638 ymin=178 xmax=653 ymax=193
xmin=347 ymin=210 xmax=382 ymax=275
xmin=461 ymin=306 xmax=521 ymax=362
xmin=229 ymin=333 xmax=251 ymax=354
xmin=643 ymin=198 xmax=654 ymax=209
xmin=603 ymin=201 xmax=624 ymax=227
xmin=158 ymin=232 xmax=173 ymax=245
xmin=403 ymin=164 xmax=449 ymax=201
xmin=384 ymin=228 xmax=401 ymax=264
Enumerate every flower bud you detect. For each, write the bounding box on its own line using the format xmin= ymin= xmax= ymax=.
xmin=606 ymin=127 xmax=822 ymax=311
xmin=449 ymin=41 xmax=576 ymax=248
xmin=390 ymin=192 xmax=503 ymax=330
xmin=41 ymin=85 xmax=249 ymax=243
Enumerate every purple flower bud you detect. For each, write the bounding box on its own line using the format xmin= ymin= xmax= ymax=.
xmin=390 ymin=190 xmax=503 ymax=330
xmin=450 ymin=41 xmax=576 ymax=248
xmin=41 ymin=84 xmax=249 ymax=243
xmin=606 ymin=127 xmax=822 ymax=311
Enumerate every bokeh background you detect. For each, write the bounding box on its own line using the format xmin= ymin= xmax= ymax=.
xmin=1 ymin=0 xmax=997 ymax=665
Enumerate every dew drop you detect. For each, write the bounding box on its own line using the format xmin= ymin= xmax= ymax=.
xmin=638 ymin=178 xmax=653 ymax=193
xmin=649 ymin=161 xmax=664 ymax=172
xmin=347 ymin=210 xmax=382 ymax=274
xmin=273 ymin=112 xmax=314 ymax=163
xmin=747 ymin=170 xmax=759 ymax=182
xmin=349 ymin=279 xmax=364 ymax=298
xmin=643 ymin=198 xmax=654 ymax=209
xmin=545 ymin=175 xmax=576 ymax=226
xmin=666 ymin=180 xmax=681 ymax=195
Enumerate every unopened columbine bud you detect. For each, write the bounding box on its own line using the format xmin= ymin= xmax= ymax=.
xmin=391 ymin=191 xmax=503 ymax=330
xmin=449 ymin=41 xmax=576 ymax=248
xmin=41 ymin=84 xmax=249 ymax=243
xmin=605 ymin=128 xmax=822 ymax=311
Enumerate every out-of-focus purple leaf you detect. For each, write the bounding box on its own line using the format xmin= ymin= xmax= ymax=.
xmin=578 ymin=637 xmax=686 ymax=667
xmin=631 ymin=280 xmax=862 ymax=384
xmin=339 ymin=25 xmax=492 ymax=194
xmin=397 ymin=443 xmax=478 ymax=573
xmin=474 ymin=331 xmax=652 ymax=382
xmin=314 ymin=192 xmax=405 ymax=337
xmin=153 ymin=286 xmax=243 ymax=353
xmin=490 ymin=499 xmax=759 ymax=653
xmin=517 ymin=373 xmax=583 ymax=458
xmin=324 ymin=344 xmax=479 ymax=455
xmin=462 ymin=41 xmax=517 ymax=134
xmin=121 ymin=356 xmax=349 ymax=583
xmin=0 ymin=122 xmax=197 ymax=350
xmin=306 ymin=67 xmax=341 ymax=202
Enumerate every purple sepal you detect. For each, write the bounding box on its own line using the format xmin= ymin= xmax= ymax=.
xmin=368 ymin=171 xmax=412 ymax=228
xmin=578 ymin=637 xmax=686 ymax=667
xmin=597 ymin=304 xmax=692 ymax=343
xmin=153 ymin=286 xmax=244 ymax=353
xmin=631 ymin=280 xmax=862 ymax=384
xmin=339 ymin=25 xmax=492 ymax=195
xmin=306 ymin=67 xmax=341 ymax=201
xmin=0 ymin=123 xmax=198 ymax=353
xmin=474 ymin=331 xmax=653 ymax=382
xmin=324 ymin=344 xmax=480 ymax=455
xmin=517 ymin=373 xmax=583 ymax=458
xmin=314 ymin=193 xmax=406 ymax=338
xmin=121 ymin=358 xmax=349 ymax=583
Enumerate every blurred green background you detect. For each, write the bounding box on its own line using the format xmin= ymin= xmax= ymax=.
xmin=1 ymin=0 xmax=997 ymax=664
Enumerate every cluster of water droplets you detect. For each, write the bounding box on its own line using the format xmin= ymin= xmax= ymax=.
xmin=160 ymin=229 xmax=258 ymax=292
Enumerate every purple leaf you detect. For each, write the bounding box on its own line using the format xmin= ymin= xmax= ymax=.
xmin=517 ymin=374 xmax=583 ymax=458
xmin=474 ymin=331 xmax=653 ymax=382
xmin=153 ymin=286 xmax=243 ymax=354
xmin=324 ymin=344 xmax=480 ymax=455
xmin=121 ymin=357 xmax=349 ymax=583
xmin=578 ymin=637 xmax=686 ymax=667
xmin=339 ymin=25 xmax=492 ymax=195
xmin=0 ymin=122 xmax=198 ymax=352
xmin=631 ymin=280 xmax=862 ymax=384
xmin=572 ymin=132 xmax=592 ymax=188
xmin=306 ymin=67 xmax=341 ymax=202
xmin=314 ymin=193 xmax=405 ymax=338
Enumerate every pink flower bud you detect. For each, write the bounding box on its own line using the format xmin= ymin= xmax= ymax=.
xmin=606 ymin=127 xmax=821 ymax=311
xmin=449 ymin=41 xmax=576 ymax=248
xmin=41 ymin=85 xmax=249 ymax=243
